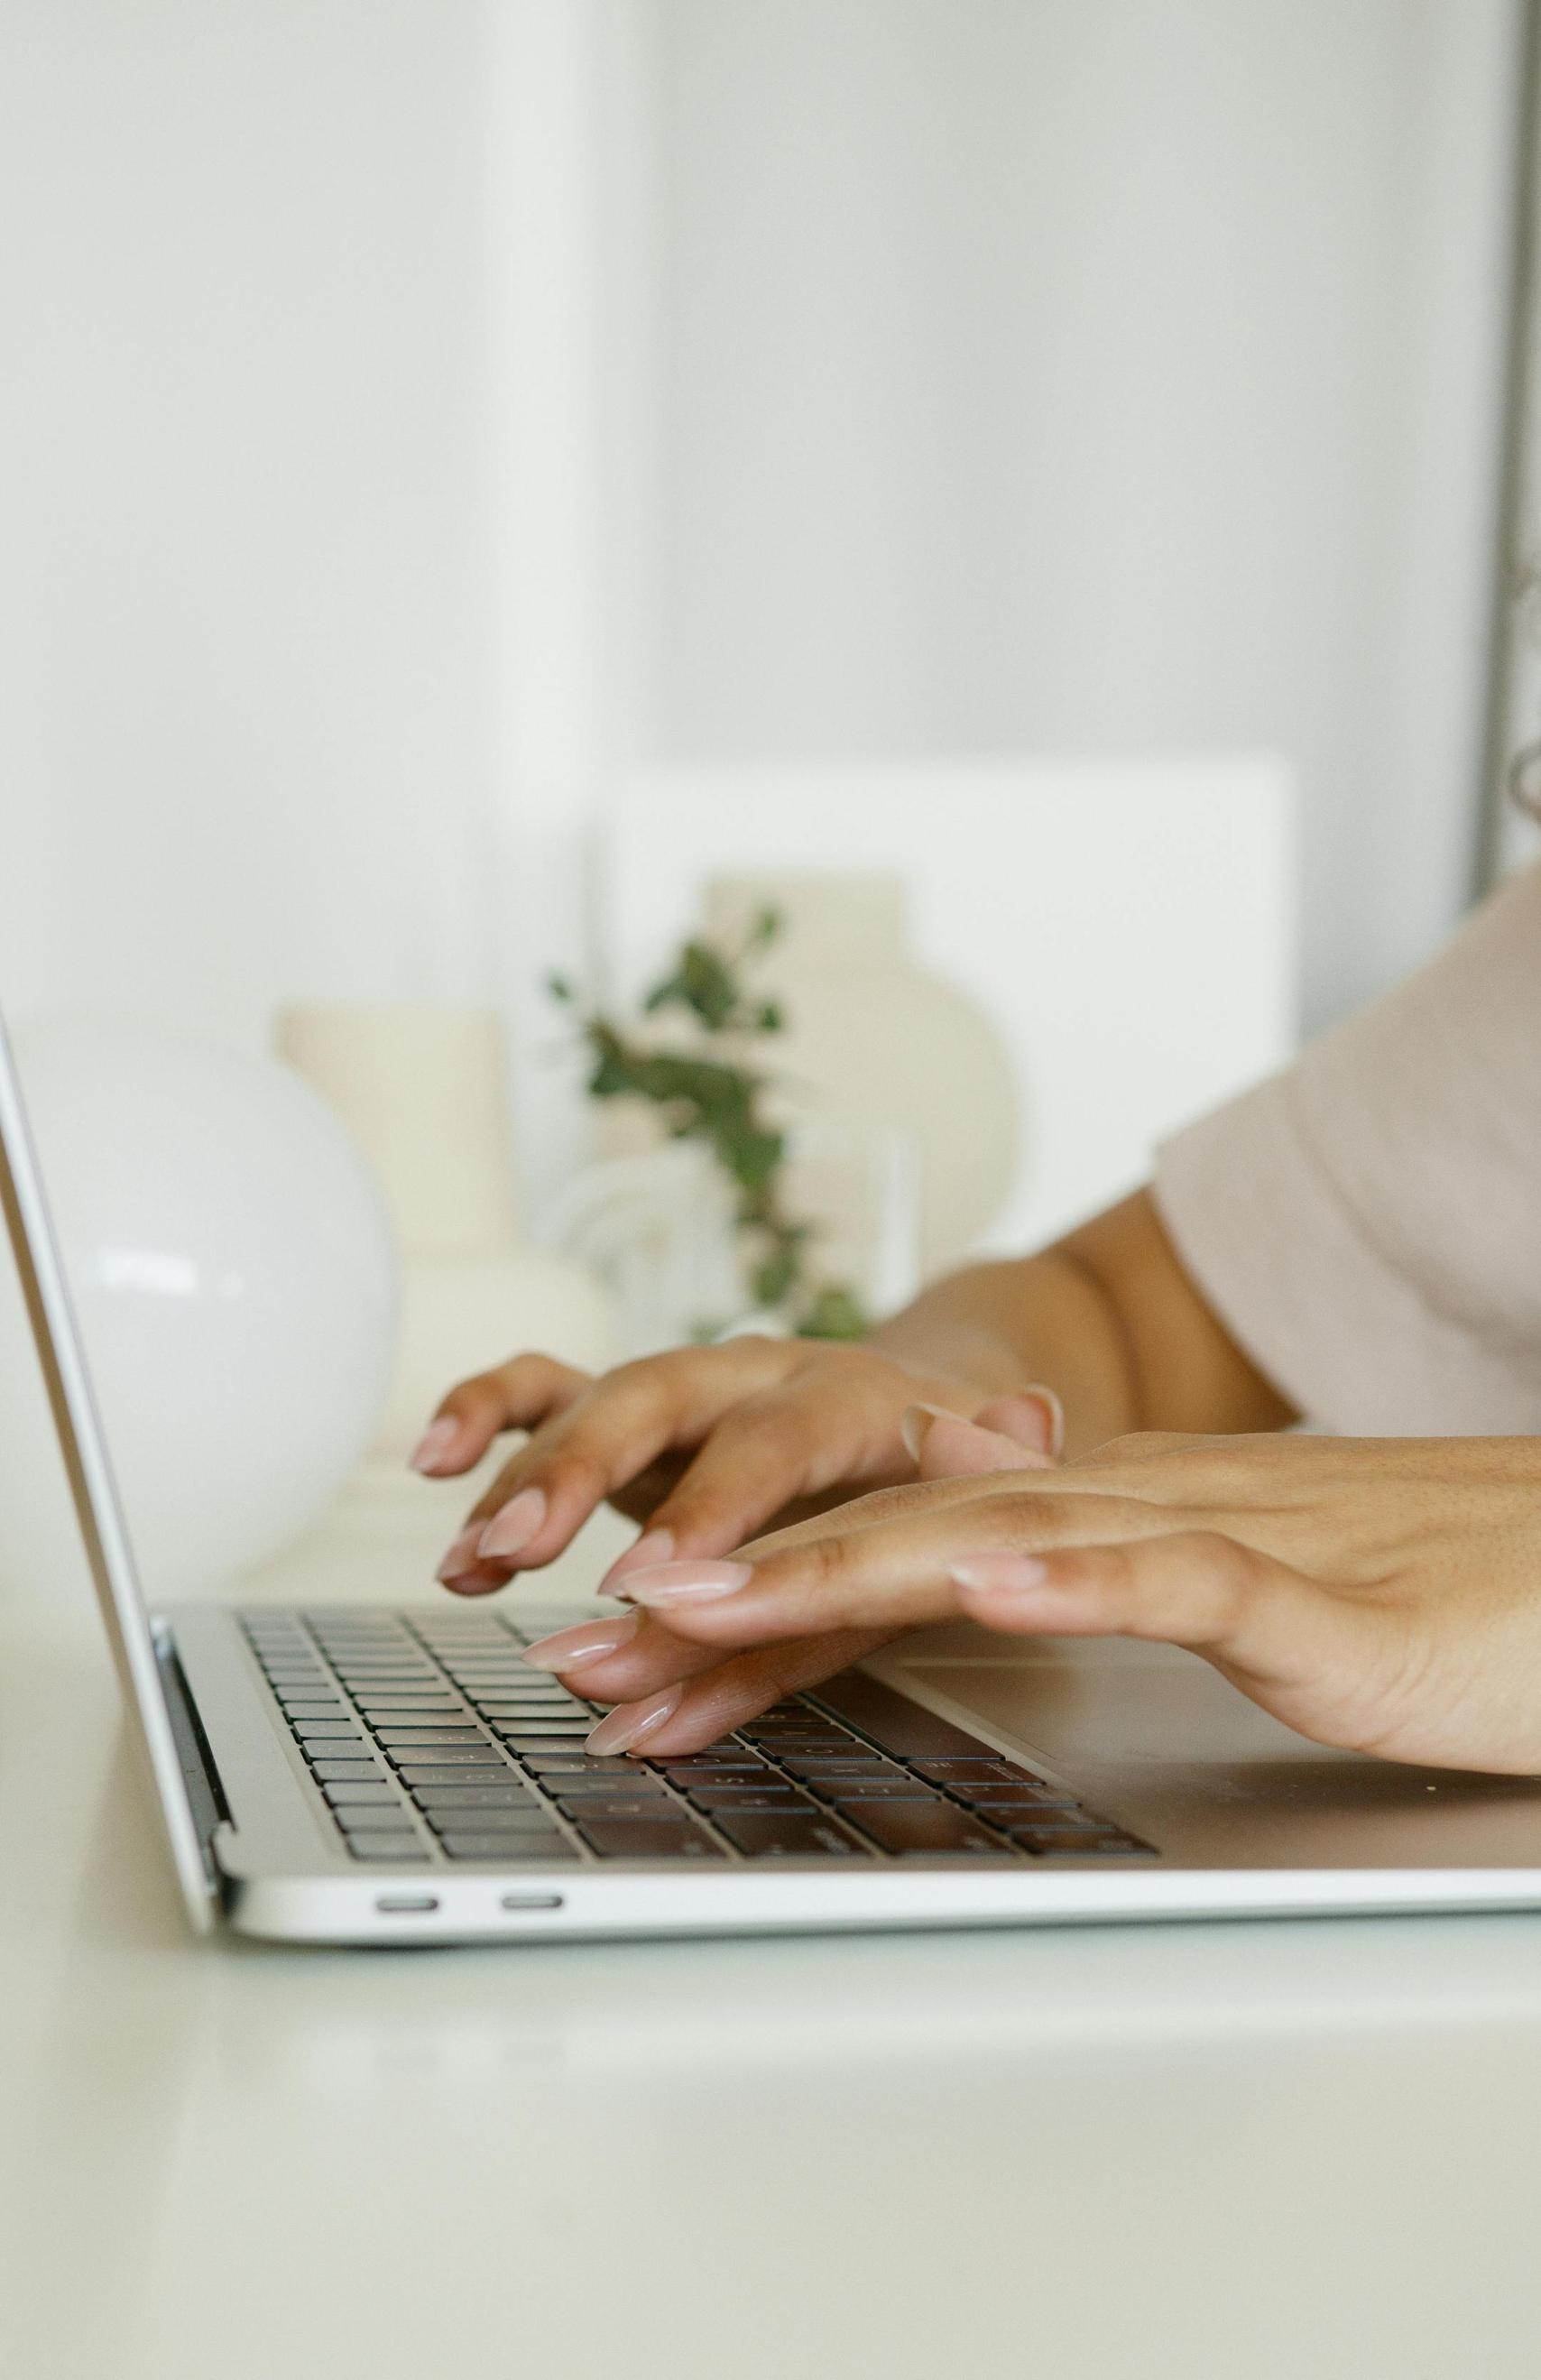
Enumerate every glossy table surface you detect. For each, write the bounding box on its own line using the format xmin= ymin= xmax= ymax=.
xmin=5 ymin=1476 xmax=1541 ymax=2380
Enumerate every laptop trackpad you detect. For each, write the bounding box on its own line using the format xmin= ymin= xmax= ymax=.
xmin=884 ymin=1637 xmax=1541 ymax=1865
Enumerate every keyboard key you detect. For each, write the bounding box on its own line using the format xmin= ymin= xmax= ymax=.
xmin=518 ymin=1754 xmax=635 ymax=1776
xmin=351 ymin=1697 xmax=463 ymax=1713
xmin=848 ymin=1802 xmax=1006 ymax=1857
xmin=660 ymin=1759 xmax=766 ymax=1778
xmin=345 ymin=1836 xmax=429 ymax=1861
xmin=397 ymin=1763 xmax=512 ymax=1787
xmin=498 ymin=1731 xmax=600 ymax=1753
xmin=311 ymin=1759 xmax=388 ymax=1783
xmin=334 ymin=1806 xmax=418 ymax=1833
xmin=818 ymin=1781 xmax=947 ymax=1803
xmin=690 ymin=1790 xmax=813 ymax=1813
xmin=411 ymin=1787 xmax=544 ymax=1811
xmin=954 ymin=1783 xmax=1084 ymax=1810
xmin=420 ymin=1806 xmax=559 ymax=1836
xmin=278 ymin=1701 xmax=348 ymax=1718
xmin=712 ymin=1812 xmax=866 ymax=1858
xmin=374 ymin=1728 xmax=487 ymax=1746
xmin=386 ymin=1743 xmax=503 ymax=1767
xmin=550 ymin=1795 xmax=673 ymax=1821
xmin=292 ymin=1722 xmax=365 ymax=1742
xmin=577 ymin=1817 xmax=725 ymax=1860
xmin=323 ymin=1781 xmax=401 ymax=1805
xmin=438 ymin=1834 xmax=571 ymax=1860
xmin=543 ymin=1772 xmax=669 ymax=1797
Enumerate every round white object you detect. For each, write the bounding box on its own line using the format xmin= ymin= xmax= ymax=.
xmin=0 ymin=1020 xmax=398 ymax=1599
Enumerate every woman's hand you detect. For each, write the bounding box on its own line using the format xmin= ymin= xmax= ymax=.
xmin=411 ymin=1340 xmax=1063 ymax=1596
xmin=540 ymin=1427 xmax=1541 ymax=1775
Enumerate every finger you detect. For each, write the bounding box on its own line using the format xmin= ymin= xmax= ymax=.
xmin=580 ymin=1628 xmax=898 ymax=1760
xmin=952 ymin=1531 xmax=1394 ymax=1748
xmin=438 ymin=1346 xmax=786 ymax=1590
xmin=602 ymin=1384 xmax=908 ymax=1589
xmin=410 ymin=1354 xmax=590 ymax=1475
xmin=913 ymin=1410 xmax=1057 ymax=1481
xmin=519 ymin=1607 xmax=735 ymax=1700
xmin=615 ymin=1481 xmax=1186 ymax=1647
xmin=974 ymin=1389 xmax=1065 ymax=1457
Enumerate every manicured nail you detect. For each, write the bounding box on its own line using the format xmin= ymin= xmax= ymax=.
xmin=435 ymin=1524 xmax=487 ymax=1584
xmin=900 ymin=1402 xmax=953 ymax=1463
xmin=950 ymin=1554 xmax=1051 ymax=1596
xmin=410 ymin=1416 xmax=461 ymax=1473
xmin=1021 ymin=1386 xmax=1066 ymax=1461
xmin=585 ymin=1686 xmax=683 ymax=1757
xmin=600 ymin=1527 xmax=676 ymax=1591
xmin=475 ymin=1487 xmax=548 ymax=1562
xmin=521 ymin=1614 xmax=641 ymax=1671
xmin=622 ymin=1559 xmax=755 ymax=1608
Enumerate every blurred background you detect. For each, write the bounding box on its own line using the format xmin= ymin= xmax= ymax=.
xmin=5 ymin=0 xmax=1541 ymax=1591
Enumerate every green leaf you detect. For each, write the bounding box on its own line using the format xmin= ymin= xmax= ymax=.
xmin=797 ymin=1284 xmax=870 ymax=1341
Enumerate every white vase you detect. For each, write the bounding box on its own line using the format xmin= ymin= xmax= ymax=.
xmin=700 ymin=873 xmax=1021 ymax=1278
xmin=274 ymin=1004 xmax=613 ymax=1463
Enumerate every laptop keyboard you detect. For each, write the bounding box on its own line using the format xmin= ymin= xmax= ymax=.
xmin=240 ymin=1607 xmax=1156 ymax=1868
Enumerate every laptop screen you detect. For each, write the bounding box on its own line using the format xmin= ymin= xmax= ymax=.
xmin=0 ymin=1013 xmax=217 ymax=1927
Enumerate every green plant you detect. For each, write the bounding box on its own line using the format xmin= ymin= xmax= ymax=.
xmin=549 ymin=910 xmax=869 ymax=1339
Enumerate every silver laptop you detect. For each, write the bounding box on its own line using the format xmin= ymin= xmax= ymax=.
xmin=6 ymin=1017 xmax=1541 ymax=1946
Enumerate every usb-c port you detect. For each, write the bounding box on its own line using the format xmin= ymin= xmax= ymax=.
xmin=374 ymin=1894 xmax=439 ymax=1914
xmin=501 ymin=1893 xmax=564 ymax=1912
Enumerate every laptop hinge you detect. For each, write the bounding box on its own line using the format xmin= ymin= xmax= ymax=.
xmin=151 ymin=1619 xmax=230 ymax=1893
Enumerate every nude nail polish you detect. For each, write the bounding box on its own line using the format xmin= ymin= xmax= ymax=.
xmin=600 ymin=1527 xmax=675 ymax=1591
xmin=521 ymin=1614 xmax=641 ymax=1671
xmin=410 ymin=1416 xmax=461 ymax=1473
xmin=475 ymin=1487 xmax=547 ymax=1562
xmin=585 ymin=1687 xmax=683 ymax=1757
xmin=900 ymin=1403 xmax=953 ymax=1463
xmin=435 ymin=1524 xmax=486 ymax=1584
xmin=622 ymin=1560 xmax=755 ymax=1608
xmin=1020 ymin=1386 xmax=1066 ymax=1461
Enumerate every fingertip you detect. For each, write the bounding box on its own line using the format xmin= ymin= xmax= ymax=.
xmin=409 ymin=1414 xmax=469 ymax=1474
xmin=918 ymin=1412 xmax=1055 ymax=1481
xmin=974 ymin=1388 xmax=1065 ymax=1461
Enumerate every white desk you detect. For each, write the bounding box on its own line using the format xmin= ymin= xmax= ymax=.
xmin=5 ymin=1479 xmax=1541 ymax=2380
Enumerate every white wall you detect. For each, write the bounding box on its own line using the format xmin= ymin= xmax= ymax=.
xmin=0 ymin=1 xmax=1523 ymax=1135
xmin=641 ymin=0 xmax=1523 ymax=1030
xmin=0 ymin=1 xmax=503 ymax=1051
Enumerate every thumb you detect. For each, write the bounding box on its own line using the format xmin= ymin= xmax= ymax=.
xmin=904 ymin=1403 xmax=1058 ymax=1481
xmin=974 ymin=1388 xmax=1064 ymax=1460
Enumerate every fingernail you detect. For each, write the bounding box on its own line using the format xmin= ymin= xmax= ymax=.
xmin=950 ymin=1554 xmax=1051 ymax=1596
xmin=622 ymin=1559 xmax=755 ymax=1608
xmin=585 ymin=1686 xmax=683 ymax=1757
xmin=410 ymin=1416 xmax=461 ymax=1473
xmin=900 ymin=1402 xmax=953 ymax=1463
xmin=435 ymin=1524 xmax=487 ymax=1584
xmin=475 ymin=1487 xmax=548 ymax=1562
xmin=1022 ymin=1386 xmax=1066 ymax=1460
xmin=521 ymin=1614 xmax=641 ymax=1671
xmin=600 ymin=1527 xmax=676 ymax=1591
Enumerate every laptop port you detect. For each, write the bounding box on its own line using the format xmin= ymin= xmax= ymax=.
xmin=374 ymin=1894 xmax=439 ymax=1914
xmin=501 ymin=1893 xmax=565 ymax=1912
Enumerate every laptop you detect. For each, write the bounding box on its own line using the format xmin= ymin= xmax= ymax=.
xmin=6 ymin=1018 xmax=1541 ymax=1946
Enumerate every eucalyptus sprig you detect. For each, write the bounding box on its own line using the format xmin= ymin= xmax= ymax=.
xmin=549 ymin=910 xmax=868 ymax=1340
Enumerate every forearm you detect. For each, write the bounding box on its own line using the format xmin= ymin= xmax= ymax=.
xmin=872 ymin=1189 xmax=1296 ymax=1454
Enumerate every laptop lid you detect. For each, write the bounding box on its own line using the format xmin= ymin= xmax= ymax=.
xmin=0 ymin=1011 xmax=217 ymax=1930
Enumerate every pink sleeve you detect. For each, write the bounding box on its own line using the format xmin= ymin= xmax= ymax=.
xmin=1152 ymin=865 xmax=1541 ymax=1433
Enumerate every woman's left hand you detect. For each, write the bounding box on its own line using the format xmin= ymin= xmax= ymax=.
xmin=531 ymin=1424 xmax=1541 ymax=1774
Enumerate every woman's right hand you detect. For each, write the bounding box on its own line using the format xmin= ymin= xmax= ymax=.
xmin=411 ymin=1336 xmax=1063 ymax=1597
